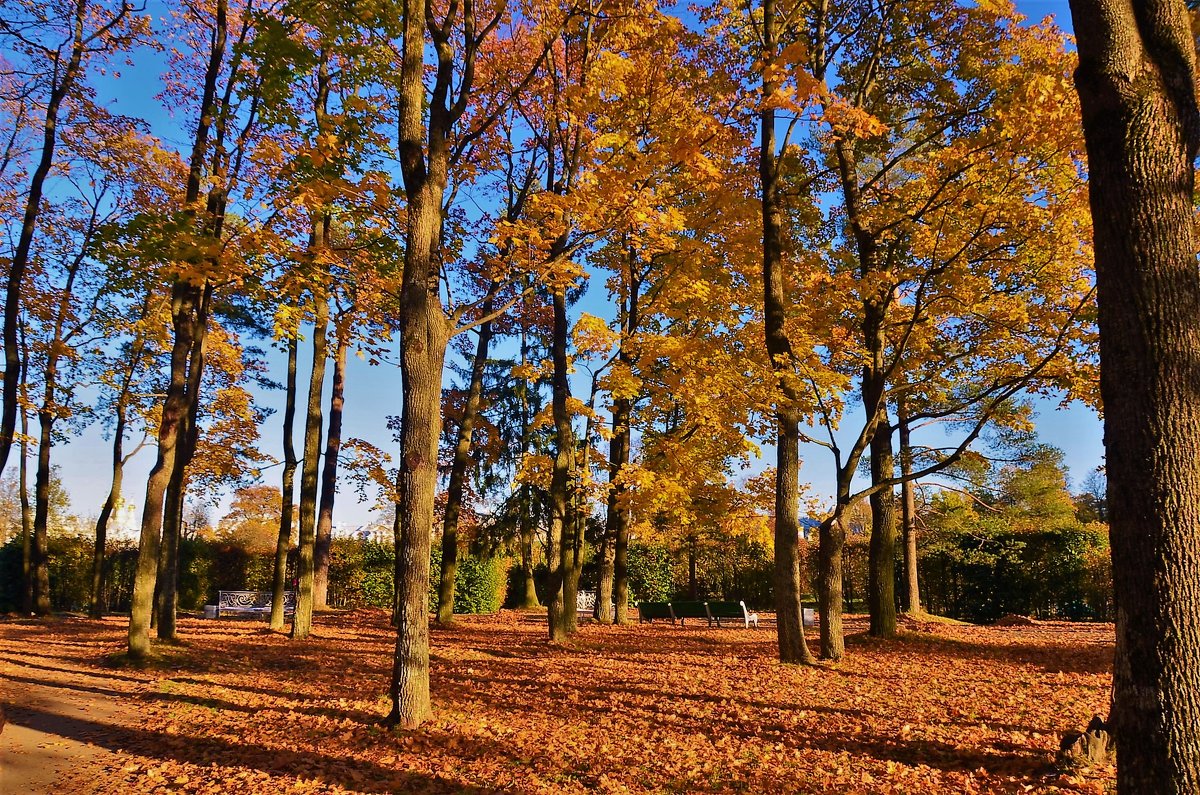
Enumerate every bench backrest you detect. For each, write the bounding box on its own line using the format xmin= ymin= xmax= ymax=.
xmin=706 ymin=600 xmax=749 ymax=617
xmin=219 ymin=590 xmax=296 ymax=611
xmin=637 ymin=601 xmax=673 ymax=618
xmin=671 ymin=600 xmax=709 ymax=618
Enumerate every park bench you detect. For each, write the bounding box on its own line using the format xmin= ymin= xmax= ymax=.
xmin=636 ymin=599 xmax=760 ymax=628
xmin=637 ymin=601 xmax=675 ymax=623
xmin=705 ymin=600 xmax=759 ymax=628
xmin=213 ymin=590 xmax=296 ymax=619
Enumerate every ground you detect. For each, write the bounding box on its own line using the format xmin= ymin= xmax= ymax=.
xmin=0 ymin=610 xmax=1114 ymax=794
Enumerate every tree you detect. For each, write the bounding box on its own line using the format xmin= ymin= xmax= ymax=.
xmin=1068 ymin=0 xmax=1200 ymax=789
xmin=218 ymin=484 xmax=285 ymax=551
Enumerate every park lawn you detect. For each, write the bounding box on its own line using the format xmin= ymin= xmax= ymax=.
xmin=0 ymin=610 xmax=1113 ymax=794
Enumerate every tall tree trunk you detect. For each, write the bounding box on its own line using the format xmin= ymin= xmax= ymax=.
xmin=92 ymin=429 xmax=123 ymax=619
xmin=818 ymin=515 xmax=845 ymax=660
xmin=128 ymin=283 xmax=201 ymax=659
xmin=760 ymin=0 xmax=814 ymax=665
xmin=546 ymin=290 xmax=573 ymax=641
xmin=314 ymin=326 xmax=348 ymax=610
xmin=31 ymin=409 xmax=52 ymax=616
xmin=293 ymin=268 xmax=329 ymax=639
xmin=514 ymin=328 xmax=540 ymax=611
xmin=157 ymin=292 xmax=208 ymax=642
xmin=1070 ymin=2 xmax=1200 ymax=790
xmin=387 ymin=204 xmax=449 ymax=726
xmin=898 ymin=406 xmax=920 ymax=614
xmin=609 ymin=397 xmax=631 ymax=624
xmin=517 ymin=486 xmax=540 ymax=609
xmin=127 ymin=0 xmax=227 ymax=662
xmin=437 ymin=302 xmax=495 ymax=625
xmin=270 ymin=334 xmax=300 ymax=630
xmin=293 ymin=46 xmax=333 ymax=638
xmin=867 ymin=409 xmax=898 ymax=638
xmin=1 ymin=0 xmax=89 ymax=481
xmin=19 ymin=402 xmax=32 ymax=615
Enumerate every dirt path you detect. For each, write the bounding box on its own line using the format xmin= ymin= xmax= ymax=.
xmin=0 ymin=620 xmax=140 ymax=795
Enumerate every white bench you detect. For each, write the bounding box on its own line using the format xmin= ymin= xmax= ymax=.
xmin=213 ymin=590 xmax=296 ymax=618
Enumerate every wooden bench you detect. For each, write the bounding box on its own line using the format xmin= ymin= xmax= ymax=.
xmin=637 ymin=601 xmax=674 ymax=623
xmin=215 ymin=590 xmax=296 ymax=618
xmin=705 ymin=600 xmax=759 ymax=628
xmin=637 ymin=599 xmax=759 ymax=628
xmin=671 ymin=600 xmax=709 ymax=626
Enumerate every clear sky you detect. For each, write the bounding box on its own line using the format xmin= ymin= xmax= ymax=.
xmin=46 ymin=0 xmax=1100 ymax=532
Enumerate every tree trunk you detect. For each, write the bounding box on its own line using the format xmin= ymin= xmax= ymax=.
xmin=91 ymin=437 xmax=123 ymax=618
xmin=818 ymin=515 xmax=846 ymax=660
xmin=314 ymin=326 xmax=348 ymax=610
xmin=128 ymin=282 xmax=200 ymax=659
xmin=517 ymin=486 xmax=540 ymax=609
xmin=610 ymin=396 xmax=632 ymax=624
xmin=1069 ymin=2 xmax=1200 ymax=790
xmin=19 ymin=404 xmax=32 ymax=615
xmin=546 ymin=290 xmax=572 ymax=641
xmin=127 ymin=0 xmax=226 ymax=662
xmin=31 ymin=408 xmax=52 ymax=616
xmin=157 ymin=284 xmax=209 ymax=642
xmin=867 ymin=410 xmax=898 ymax=638
xmin=386 ymin=200 xmax=449 ymax=725
xmin=898 ymin=407 xmax=920 ymax=614
xmin=270 ymin=334 xmax=299 ymax=630
xmin=293 ymin=269 xmax=329 ymax=640
xmin=437 ymin=303 xmax=495 ymax=625
xmin=760 ymin=0 xmax=814 ymax=665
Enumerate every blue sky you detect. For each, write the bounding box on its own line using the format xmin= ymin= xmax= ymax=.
xmin=48 ymin=0 xmax=1099 ymax=530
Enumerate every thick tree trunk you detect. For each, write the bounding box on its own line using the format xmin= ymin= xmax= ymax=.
xmin=818 ymin=515 xmax=845 ymax=660
xmin=386 ymin=212 xmax=448 ymax=726
xmin=546 ymin=290 xmax=573 ymax=641
xmin=1069 ymin=2 xmax=1200 ymax=790
xmin=157 ymin=285 xmax=209 ymax=642
xmin=314 ymin=327 xmax=348 ymax=610
xmin=437 ymin=306 xmax=495 ymax=625
xmin=867 ymin=410 xmax=898 ymax=637
xmin=271 ymin=334 xmax=300 ymax=630
xmin=128 ymin=283 xmax=200 ymax=659
xmin=760 ymin=0 xmax=814 ymax=664
xmin=898 ymin=408 xmax=920 ymax=614
xmin=595 ymin=530 xmax=613 ymax=623
xmin=128 ymin=0 xmax=226 ymax=661
xmin=293 ymin=273 xmax=329 ymax=640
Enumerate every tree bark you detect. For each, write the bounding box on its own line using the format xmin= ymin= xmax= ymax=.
xmin=19 ymin=399 xmax=32 ymax=615
xmin=293 ymin=257 xmax=329 ymax=640
xmin=867 ymin=410 xmax=898 ymax=637
xmin=314 ymin=324 xmax=348 ymax=610
xmin=1069 ymin=1 xmax=1200 ymax=790
xmin=818 ymin=516 xmax=845 ymax=660
xmin=437 ymin=301 xmax=495 ymax=624
xmin=270 ymin=334 xmax=299 ymax=630
xmin=516 ymin=486 xmax=540 ymax=609
xmin=760 ymin=0 xmax=815 ymax=664
xmin=898 ymin=406 xmax=920 ymax=614
xmin=127 ymin=0 xmax=226 ymax=662
xmin=157 ymin=288 xmax=209 ymax=641
xmin=128 ymin=283 xmax=200 ymax=659
xmin=546 ymin=289 xmax=573 ymax=641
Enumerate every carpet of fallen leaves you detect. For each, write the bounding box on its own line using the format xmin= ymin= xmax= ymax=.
xmin=0 ymin=609 xmax=1115 ymax=794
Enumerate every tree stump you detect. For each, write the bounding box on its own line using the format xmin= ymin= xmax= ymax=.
xmin=1057 ymin=716 xmax=1113 ymax=768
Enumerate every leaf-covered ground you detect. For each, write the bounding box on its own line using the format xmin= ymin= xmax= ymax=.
xmin=0 ymin=610 xmax=1114 ymax=794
